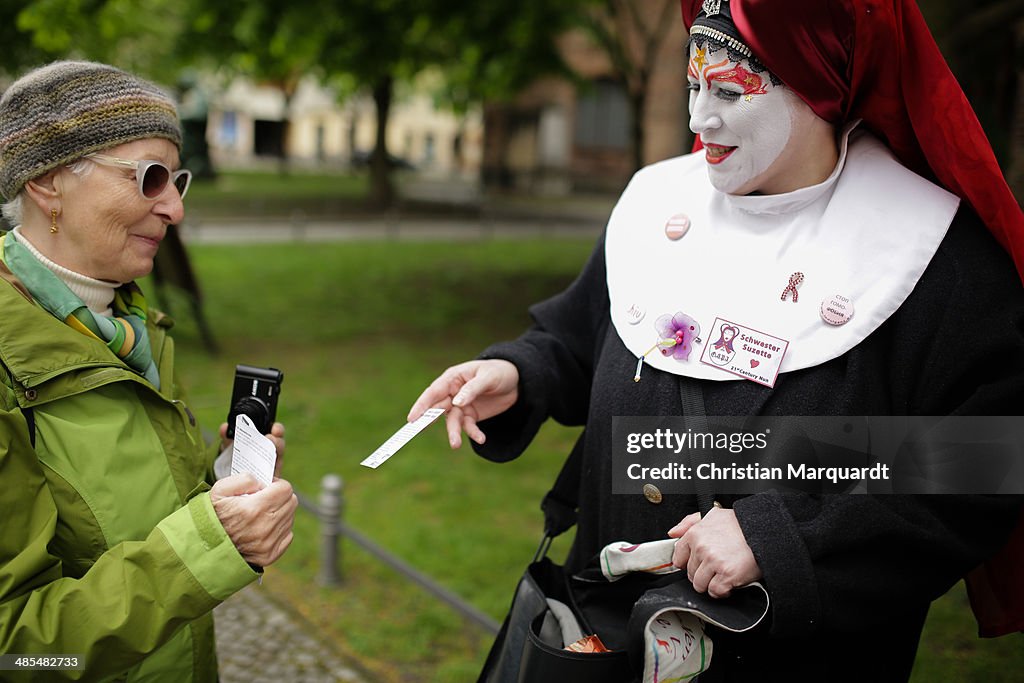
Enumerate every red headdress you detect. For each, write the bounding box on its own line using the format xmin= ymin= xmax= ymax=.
xmin=682 ymin=0 xmax=1024 ymax=284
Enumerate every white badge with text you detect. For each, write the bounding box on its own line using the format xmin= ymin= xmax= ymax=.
xmin=700 ymin=317 xmax=789 ymax=387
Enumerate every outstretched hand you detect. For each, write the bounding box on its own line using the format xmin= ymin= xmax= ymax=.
xmin=407 ymin=359 xmax=519 ymax=449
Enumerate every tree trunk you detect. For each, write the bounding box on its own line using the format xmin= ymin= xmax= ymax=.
xmin=629 ymin=87 xmax=646 ymax=173
xmin=370 ymin=75 xmax=395 ymax=207
xmin=278 ymin=89 xmax=294 ymax=176
xmin=278 ymin=121 xmax=291 ymax=176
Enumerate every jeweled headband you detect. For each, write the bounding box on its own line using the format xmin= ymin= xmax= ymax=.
xmin=688 ymin=0 xmax=781 ymax=85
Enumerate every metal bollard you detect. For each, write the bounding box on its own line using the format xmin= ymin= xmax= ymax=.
xmin=318 ymin=474 xmax=344 ymax=586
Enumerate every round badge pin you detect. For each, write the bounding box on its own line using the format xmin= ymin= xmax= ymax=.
xmin=820 ymin=294 xmax=854 ymax=326
xmin=625 ymin=303 xmax=646 ymax=325
xmin=664 ymin=214 xmax=691 ymax=241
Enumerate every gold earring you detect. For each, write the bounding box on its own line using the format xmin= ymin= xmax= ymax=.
xmin=50 ymin=208 xmax=59 ymax=234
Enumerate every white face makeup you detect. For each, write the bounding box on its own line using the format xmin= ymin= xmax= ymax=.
xmin=687 ymin=43 xmax=815 ymax=195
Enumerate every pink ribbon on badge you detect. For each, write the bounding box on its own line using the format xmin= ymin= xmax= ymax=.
xmin=781 ymin=272 xmax=804 ymax=302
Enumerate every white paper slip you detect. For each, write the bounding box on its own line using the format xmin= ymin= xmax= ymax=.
xmin=230 ymin=413 xmax=278 ymax=488
xmin=361 ymin=408 xmax=446 ymax=469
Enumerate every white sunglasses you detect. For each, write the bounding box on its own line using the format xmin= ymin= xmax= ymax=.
xmin=86 ymin=153 xmax=192 ymax=200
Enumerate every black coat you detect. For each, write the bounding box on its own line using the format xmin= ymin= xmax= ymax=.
xmin=474 ymin=209 xmax=1024 ymax=682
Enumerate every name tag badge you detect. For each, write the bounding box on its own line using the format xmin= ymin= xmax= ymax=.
xmin=699 ymin=317 xmax=789 ymax=388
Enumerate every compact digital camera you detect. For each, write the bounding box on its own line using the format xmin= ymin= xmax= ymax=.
xmin=226 ymin=364 xmax=284 ymax=438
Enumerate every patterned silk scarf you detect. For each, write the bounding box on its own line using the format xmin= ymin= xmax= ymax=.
xmin=1 ymin=232 xmax=161 ymax=389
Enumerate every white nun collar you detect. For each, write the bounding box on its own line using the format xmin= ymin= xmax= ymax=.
xmin=605 ymin=129 xmax=959 ymax=385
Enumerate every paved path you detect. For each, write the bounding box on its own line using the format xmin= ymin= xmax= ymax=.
xmin=178 ymin=215 xmax=603 ymax=245
xmin=215 ymin=584 xmax=368 ymax=683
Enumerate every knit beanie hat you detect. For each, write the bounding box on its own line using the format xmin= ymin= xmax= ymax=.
xmin=0 ymin=60 xmax=182 ymax=199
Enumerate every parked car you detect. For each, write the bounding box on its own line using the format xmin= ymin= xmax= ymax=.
xmin=350 ymin=150 xmax=416 ymax=171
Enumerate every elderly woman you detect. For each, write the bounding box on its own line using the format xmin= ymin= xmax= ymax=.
xmin=0 ymin=61 xmax=296 ymax=681
xmin=410 ymin=1 xmax=1024 ymax=681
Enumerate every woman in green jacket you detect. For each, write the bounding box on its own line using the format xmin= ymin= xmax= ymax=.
xmin=0 ymin=61 xmax=297 ymax=681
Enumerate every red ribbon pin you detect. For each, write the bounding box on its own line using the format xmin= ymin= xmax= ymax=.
xmin=781 ymin=272 xmax=804 ymax=302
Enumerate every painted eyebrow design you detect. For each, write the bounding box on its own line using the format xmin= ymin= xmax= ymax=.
xmin=705 ymin=62 xmax=768 ymax=95
xmin=701 ymin=58 xmax=731 ymax=80
xmin=688 ymin=52 xmax=728 ymax=80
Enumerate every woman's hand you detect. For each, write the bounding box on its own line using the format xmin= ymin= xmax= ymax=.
xmin=210 ymin=473 xmax=297 ymax=567
xmin=219 ymin=421 xmax=286 ymax=478
xmin=669 ymin=508 xmax=762 ymax=598
xmin=407 ymin=360 xmax=519 ymax=449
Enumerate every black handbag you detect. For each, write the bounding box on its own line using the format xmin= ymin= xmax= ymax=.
xmin=489 ymin=553 xmax=635 ymax=683
xmin=477 ymin=381 xmax=769 ymax=683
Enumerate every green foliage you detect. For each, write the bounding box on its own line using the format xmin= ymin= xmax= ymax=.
xmin=316 ymin=0 xmax=440 ymax=84
xmin=7 ymin=0 xmax=182 ymax=80
xmin=0 ymin=1 xmax=47 ymax=72
xmin=2 ymin=0 xmax=580 ymax=113
xmin=430 ymin=0 xmax=580 ymax=112
xmin=174 ymin=0 xmax=331 ymax=93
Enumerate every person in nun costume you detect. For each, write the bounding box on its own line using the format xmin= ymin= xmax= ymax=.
xmin=410 ymin=1 xmax=1024 ymax=680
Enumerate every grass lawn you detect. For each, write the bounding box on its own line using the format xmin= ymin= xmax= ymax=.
xmin=154 ymin=238 xmax=1023 ymax=682
xmin=158 ymin=239 xmax=588 ymax=681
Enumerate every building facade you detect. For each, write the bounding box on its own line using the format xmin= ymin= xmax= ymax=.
xmin=483 ymin=8 xmax=689 ymax=194
xmin=200 ymin=73 xmax=482 ymax=179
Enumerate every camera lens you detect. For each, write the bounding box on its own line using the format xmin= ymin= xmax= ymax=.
xmin=234 ymin=396 xmax=271 ymax=433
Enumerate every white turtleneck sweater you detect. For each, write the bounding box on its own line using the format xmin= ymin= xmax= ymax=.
xmin=11 ymin=226 xmax=120 ymax=317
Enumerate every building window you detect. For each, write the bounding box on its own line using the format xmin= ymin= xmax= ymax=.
xmin=219 ymin=111 xmax=237 ymax=146
xmin=423 ymin=133 xmax=436 ymax=166
xmin=574 ymin=79 xmax=631 ymax=150
xmin=253 ymin=119 xmax=285 ymax=157
xmin=316 ymin=123 xmax=326 ymax=161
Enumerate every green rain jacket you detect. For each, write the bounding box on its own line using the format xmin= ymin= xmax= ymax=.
xmin=0 ymin=249 xmax=257 ymax=682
